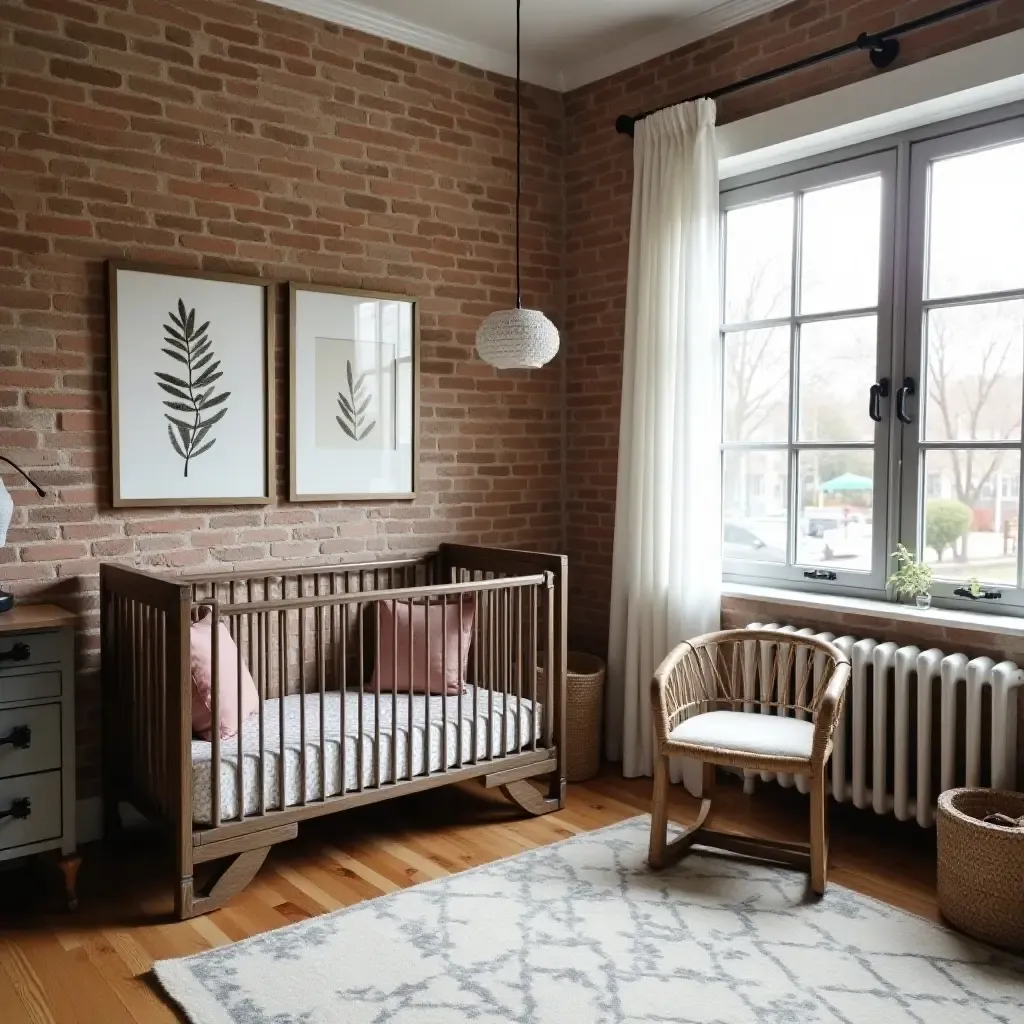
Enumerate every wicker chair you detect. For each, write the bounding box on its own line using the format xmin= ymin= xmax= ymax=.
xmin=649 ymin=628 xmax=851 ymax=894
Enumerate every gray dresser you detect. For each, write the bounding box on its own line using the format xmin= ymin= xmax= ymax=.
xmin=0 ymin=604 xmax=78 ymax=908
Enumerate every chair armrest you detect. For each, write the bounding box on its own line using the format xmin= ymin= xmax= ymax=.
xmin=811 ymin=661 xmax=851 ymax=764
xmin=650 ymin=640 xmax=701 ymax=746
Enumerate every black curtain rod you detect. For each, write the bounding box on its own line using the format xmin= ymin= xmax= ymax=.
xmin=615 ymin=0 xmax=1002 ymax=136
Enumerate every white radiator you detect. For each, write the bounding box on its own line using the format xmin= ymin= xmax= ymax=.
xmin=745 ymin=622 xmax=1023 ymax=826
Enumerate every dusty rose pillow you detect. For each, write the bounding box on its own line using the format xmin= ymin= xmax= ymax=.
xmin=190 ymin=609 xmax=258 ymax=740
xmin=372 ymin=598 xmax=475 ymax=695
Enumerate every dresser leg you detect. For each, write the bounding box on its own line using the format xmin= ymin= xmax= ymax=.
xmin=58 ymin=853 xmax=81 ymax=912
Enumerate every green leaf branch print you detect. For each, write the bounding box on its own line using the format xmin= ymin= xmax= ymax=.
xmin=157 ymin=298 xmax=231 ymax=478
xmin=336 ymin=359 xmax=376 ymax=442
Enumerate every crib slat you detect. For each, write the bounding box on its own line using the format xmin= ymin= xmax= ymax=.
xmin=299 ymin=605 xmax=307 ymax=807
xmin=457 ymin=591 xmax=464 ymax=769
xmin=233 ymin=612 xmax=242 ymax=822
xmin=145 ymin=605 xmax=154 ymax=802
xmin=259 ymin=609 xmax=267 ymax=817
xmin=502 ymin=586 xmax=508 ymax=758
xmin=211 ymin=602 xmax=221 ymax=829
xmin=373 ymin=601 xmax=381 ymax=789
xmin=546 ymin=583 xmax=555 ymax=749
xmin=441 ymin=597 xmax=448 ymax=774
xmin=340 ymin=582 xmax=347 ymax=799
xmin=406 ymin=596 xmax=413 ymax=781
xmin=491 ymin=585 xmax=499 ymax=761
xmin=357 ymin=585 xmax=364 ymax=793
xmin=391 ymin=598 xmax=397 ymax=786
xmin=472 ymin=582 xmax=479 ymax=765
xmin=279 ymin=608 xmax=286 ymax=813
xmin=318 ymin=598 xmax=326 ymax=803
xmin=530 ymin=585 xmax=538 ymax=752
xmin=424 ymin=595 xmax=432 ymax=777
xmin=515 ymin=587 xmax=523 ymax=753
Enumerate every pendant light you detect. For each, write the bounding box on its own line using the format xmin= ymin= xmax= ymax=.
xmin=475 ymin=0 xmax=559 ymax=370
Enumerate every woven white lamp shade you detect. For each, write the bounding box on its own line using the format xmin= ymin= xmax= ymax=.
xmin=475 ymin=306 xmax=559 ymax=370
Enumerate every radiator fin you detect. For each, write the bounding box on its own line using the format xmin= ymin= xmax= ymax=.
xmin=746 ymin=623 xmax=1023 ymax=826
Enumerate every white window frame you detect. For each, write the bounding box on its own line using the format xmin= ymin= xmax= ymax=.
xmin=720 ymin=150 xmax=898 ymax=597
xmin=720 ymin=99 xmax=1024 ymax=614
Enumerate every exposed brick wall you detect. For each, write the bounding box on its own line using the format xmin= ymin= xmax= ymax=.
xmin=0 ymin=0 xmax=565 ymax=796
xmin=4 ymin=0 xmax=1023 ymax=800
xmin=563 ymin=0 xmax=1024 ymax=657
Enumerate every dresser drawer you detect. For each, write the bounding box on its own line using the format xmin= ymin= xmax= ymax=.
xmin=0 ymin=704 xmax=61 ymax=779
xmin=0 ymin=770 xmax=61 ymax=853
xmin=0 ymin=669 xmax=61 ymax=704
xmin=0 ymin=632 xmax=61 ymax=673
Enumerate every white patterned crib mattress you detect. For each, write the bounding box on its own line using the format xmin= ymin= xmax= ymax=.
xmin=191 ymin=686 xmax=544 ymax=824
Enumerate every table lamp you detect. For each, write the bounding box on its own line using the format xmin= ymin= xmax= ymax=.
xmin=0 ymin=456 xmax=47 ymax=613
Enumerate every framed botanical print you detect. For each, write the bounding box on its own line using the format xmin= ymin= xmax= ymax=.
xmin=108 ymin=262 xmax=275 ymax=507
xmin=289 ymin=283 xmax=419 ymax=501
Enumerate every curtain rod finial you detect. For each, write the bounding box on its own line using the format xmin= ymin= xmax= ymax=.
xmin=615 ymin=114 xmax=636 ymax=137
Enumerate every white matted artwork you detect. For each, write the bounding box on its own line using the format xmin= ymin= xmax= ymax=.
xmin=290 ymin=284 xmax=418 ymax=501
xmin=109 ymin=262 xmax=275 ymax=507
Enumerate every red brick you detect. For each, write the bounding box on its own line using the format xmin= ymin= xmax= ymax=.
xmin=49 ymin=59 xmax=122 ymax=88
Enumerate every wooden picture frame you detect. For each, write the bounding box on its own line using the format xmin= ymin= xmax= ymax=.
xmin=108 ymin=260 xmax=276 ymax=508
xmin=289 ymin=282 xmax=419 ymax=502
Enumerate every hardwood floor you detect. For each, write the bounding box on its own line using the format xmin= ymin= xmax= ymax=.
xmin=0 ymin=771 xmax=938 ymax=1024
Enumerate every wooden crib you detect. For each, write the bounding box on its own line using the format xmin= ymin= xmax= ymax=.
xmin=100 ymin=544 xmax=567 ymax=919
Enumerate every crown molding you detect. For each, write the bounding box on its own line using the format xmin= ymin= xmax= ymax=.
xmin=266 ymin=0 xmax=789 ymax=93
xmin=559 ymin=0 xmax=790 ymax=92
xmin=267 ymin=0 xmax=565 ymax=90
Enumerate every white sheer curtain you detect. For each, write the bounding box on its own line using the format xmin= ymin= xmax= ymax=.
xmin=606 ymin=99 xmax=722 ymax=786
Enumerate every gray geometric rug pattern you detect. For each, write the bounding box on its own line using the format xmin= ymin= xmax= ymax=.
xmin=153 ymin=816 xmax=1024 ymax=1024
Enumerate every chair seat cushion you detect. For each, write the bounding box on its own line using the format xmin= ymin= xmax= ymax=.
xmin=669 ymin=710 xmax=814 ymax=760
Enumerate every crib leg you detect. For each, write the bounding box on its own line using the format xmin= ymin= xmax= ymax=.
xmin=178 ymin=846 xmax=271 ymax=920
xmin=499 ymin=775 xmax=564 ymax=816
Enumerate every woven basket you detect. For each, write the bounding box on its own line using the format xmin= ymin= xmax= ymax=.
xmin=937 ymin=788 xmax=1024 ymax=952
xmin=564 ymin=652 xmax=605 ymax=783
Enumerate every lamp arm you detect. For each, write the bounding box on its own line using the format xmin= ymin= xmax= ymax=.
xmin=0 ymin=456 xmax=46 ymax=497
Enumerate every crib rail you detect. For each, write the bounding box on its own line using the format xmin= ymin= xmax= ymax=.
xmin=184 ymin=554 xmax=436 ymax=607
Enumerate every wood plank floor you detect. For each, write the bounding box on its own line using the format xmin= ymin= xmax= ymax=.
xmin=0 ymin=771 xmax=938 ymax=1023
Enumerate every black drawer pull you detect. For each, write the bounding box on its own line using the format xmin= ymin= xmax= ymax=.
xmin=0 ymin=797 xmax=30 ymax=822
xmin=0 ymin=643 xmax=30 ymax=664
xmin=0 ymin=725 xmax=30 ymax=750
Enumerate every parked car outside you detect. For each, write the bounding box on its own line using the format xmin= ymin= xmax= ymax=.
xmin=724 ymin=522 xmax=786 ymax=562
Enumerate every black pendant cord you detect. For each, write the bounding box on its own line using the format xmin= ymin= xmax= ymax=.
xmin=614 ymin=0 xmax=1002 ymax=136
xmin=515 ymin=0 xmax=522 ymax=310
xmin=0 ymin=456 xmax=46 ymax=497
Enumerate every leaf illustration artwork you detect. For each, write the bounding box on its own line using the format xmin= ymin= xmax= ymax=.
xmin=336 ymin=359 xmax=376 ymax=442
xmin=156 ymin=298 xmax=231 ymax=478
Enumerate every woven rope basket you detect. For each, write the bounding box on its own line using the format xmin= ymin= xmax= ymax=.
xmin=564 ymin=652 xmax=605 ymax=783
xmin=937 ymin=788 xmax=1024 ymax=952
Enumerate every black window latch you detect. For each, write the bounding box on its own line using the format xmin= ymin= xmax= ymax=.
xmin=953 ymin=587 xmax=1002 ymax=601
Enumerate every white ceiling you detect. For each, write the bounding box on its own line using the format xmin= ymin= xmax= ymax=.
xmin=270 ymin=0 xmax=791 ymax=91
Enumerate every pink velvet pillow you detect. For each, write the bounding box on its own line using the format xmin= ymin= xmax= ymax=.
xmin=190 ymin=610 xmax=258 ymax=740
xmin=372 ymin=598 xmax=475 ymax=695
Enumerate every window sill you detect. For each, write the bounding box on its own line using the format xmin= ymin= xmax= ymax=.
xmin=721 ymin=583 xmax=1024 ymax=639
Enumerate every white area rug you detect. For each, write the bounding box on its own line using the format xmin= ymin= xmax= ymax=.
xmin=154 ymin=816 xmax=1024 ymax=1024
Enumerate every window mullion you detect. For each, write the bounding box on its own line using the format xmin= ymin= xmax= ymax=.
xmin=788 ymin=192 xmax=803 ymax=569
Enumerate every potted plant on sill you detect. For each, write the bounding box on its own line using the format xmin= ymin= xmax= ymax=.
xmin=888 ymin=543 xmax=933 ymax=608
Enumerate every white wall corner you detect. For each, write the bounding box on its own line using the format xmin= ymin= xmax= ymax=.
xmin=265 ymin=0 xmax=563 ymax=89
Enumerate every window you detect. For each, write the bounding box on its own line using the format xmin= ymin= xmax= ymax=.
xmin=721 ymin=105 xmax=1024 ymax=611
